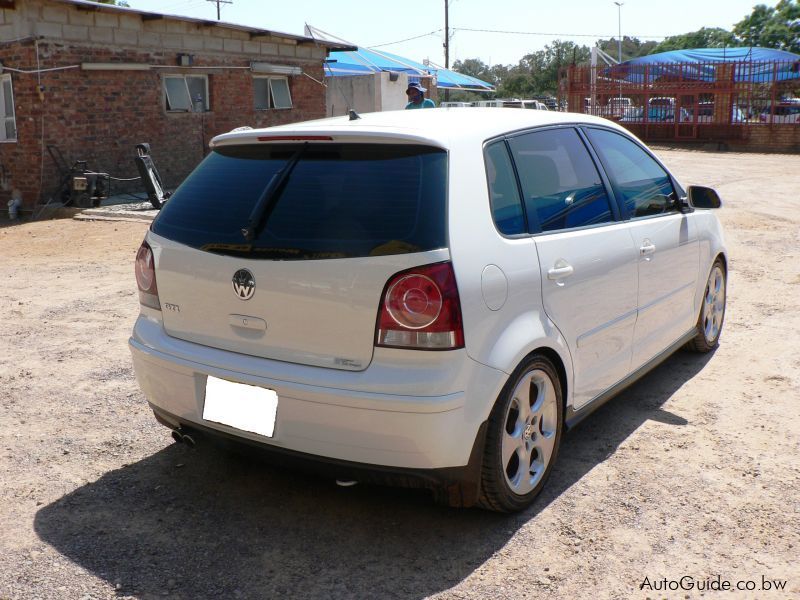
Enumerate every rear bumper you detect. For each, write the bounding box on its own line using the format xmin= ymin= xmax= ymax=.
xmin=129 ymin=316 xmax=506 ymax=474
xmin=152 ymin=405 xmax=489 ymax=507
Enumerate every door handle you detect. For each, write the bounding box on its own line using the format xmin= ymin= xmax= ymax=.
xmin=640 ymin=241 xmax=656 ymax=255
xmin=547 ymin=262 xmax=574 ymax=280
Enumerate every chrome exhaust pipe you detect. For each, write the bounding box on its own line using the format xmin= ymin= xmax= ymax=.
xmin=171 ymin=429 xmax=196 ymax=448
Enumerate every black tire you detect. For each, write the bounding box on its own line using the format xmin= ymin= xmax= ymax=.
xmin=478 ymin=354 xmax=564 ymax=513
xmin=685 ymin=258 xmax=727 ymax=353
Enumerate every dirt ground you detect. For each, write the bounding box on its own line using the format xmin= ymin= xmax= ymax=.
xmin=1 ymin=148 xmax=799 ymax=600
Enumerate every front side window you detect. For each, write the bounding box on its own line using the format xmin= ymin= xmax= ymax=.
xmin=0 ymin=74 xmax=17 ymax=142
xmin=164 ymin=75 xmax=209 ymax=112
xmin=584 ymin=128 xmax=676 ymax=219
xmin=508 ymin=128 xmax=613 ymax=232
xmin=254 ymin=77 xmax=292 ymax=110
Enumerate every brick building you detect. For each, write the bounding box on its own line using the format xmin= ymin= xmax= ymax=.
xmin=0 ymin=0 xmax=345 ymax=215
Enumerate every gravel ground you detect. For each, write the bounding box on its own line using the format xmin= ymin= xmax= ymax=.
xmin=0 ymin=148 xmax=799 ymax=600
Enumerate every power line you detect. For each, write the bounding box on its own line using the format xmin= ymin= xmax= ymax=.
xmin=368 ymin=29 xmax=443 ymax=49
xmin=366 ymin=25 xmax=670 ymax=51
xmin=453 ymin=26 xmax=669 ymax=39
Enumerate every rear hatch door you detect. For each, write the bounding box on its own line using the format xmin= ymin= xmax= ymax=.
xmin=149 ymin=141 xmax=449 ymax=371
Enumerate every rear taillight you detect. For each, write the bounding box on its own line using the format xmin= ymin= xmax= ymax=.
xmin=376 ymin=262 xmax=464 ymax=350
xmin=135 ymin=241 xmax=161 ymax=310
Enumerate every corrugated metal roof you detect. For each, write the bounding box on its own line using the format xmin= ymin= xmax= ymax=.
xmin=51 ymin=0 xmax=353 ymax=50
xmin=325 ymin=47 xmax=495 ymax=91
xmin=611 ymin=47 xmax=800 ymax=84
xmin=623 ymin=47 xmax=800 ymax=65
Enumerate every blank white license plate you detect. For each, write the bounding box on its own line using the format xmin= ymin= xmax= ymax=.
xmin=202 ymin=376 xmax=278 ymax=438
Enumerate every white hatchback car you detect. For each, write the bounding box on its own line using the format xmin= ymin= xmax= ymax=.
xmin=130 ymin=108 xmax=727 ymax=512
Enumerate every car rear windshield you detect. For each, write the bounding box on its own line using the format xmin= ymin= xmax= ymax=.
xmin=151 ymin=143 xmax=448 ymax=260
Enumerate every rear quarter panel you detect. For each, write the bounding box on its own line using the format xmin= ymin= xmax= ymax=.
xmin=446 ymin=141 xmax=574 ymax=414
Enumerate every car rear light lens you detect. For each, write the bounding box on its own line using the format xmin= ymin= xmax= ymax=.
xmin=376 ymin=262 xmax=464 ymax=350
xmin=135 ymin=241 xmax=161 ymax=310
xmin=386 ymin=274 xmax=442 ymax=328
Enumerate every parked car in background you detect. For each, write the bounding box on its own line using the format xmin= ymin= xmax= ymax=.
xmin=519 ymin=100 xmax=549 ymax=110
xmin=131 ymin=109 xmax=727 ymax=512
xmin=440 ymin=101 xmax=472 ymax=108
xmin=472 ymin=99 xmax=549 ymax=110
xmin=606 ymin=96 xmax=632 ymax=117
xmin=648 ymin=97 xmax=676 ymax=121
xmin=620 ymin=105 xmax=644 ymax=122
xmin=759 ymin=100 xmax=800 ymax=124
xmin=472 ymin=99 xmax=506 ymax=107
xmin=680 ymin=102 xmax=746 ymax=124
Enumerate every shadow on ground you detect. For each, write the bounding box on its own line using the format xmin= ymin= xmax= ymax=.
xmin=35 ymin=350 xmax=714 ymax=599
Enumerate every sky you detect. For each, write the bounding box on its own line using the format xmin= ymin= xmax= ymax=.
xmin=127 ymin=0 xmax=780 ymax=67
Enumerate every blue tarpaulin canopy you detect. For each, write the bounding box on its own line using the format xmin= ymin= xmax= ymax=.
xmin=304 ymin=25 xmax=494 ymax=92
xmin=608 ymin=47 xmax=800 ymax=84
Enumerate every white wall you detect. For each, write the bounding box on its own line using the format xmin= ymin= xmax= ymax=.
xmin=327 ymin=72 xmax=412 ymax=116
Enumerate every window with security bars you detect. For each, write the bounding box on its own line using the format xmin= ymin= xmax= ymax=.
xmin=253 ymin=77 xmax=292 ymax=110
xmin=164 ymin=75 xmax=209 ymax=112
xmin=0 ymin=74 xmax=17 ymax=142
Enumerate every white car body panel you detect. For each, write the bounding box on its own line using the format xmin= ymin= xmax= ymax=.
xmin=445 ymin=139 xmax=573 ymax=394
xmin=627 ymin=213 xmax=700 ymax=370
xmin=534 ymin=224 xmax=639 ymax=409
xmin=153 ymin=231 xmax=449 ymax=371
xmin=131 ymin=315 xmax=507 ymax=468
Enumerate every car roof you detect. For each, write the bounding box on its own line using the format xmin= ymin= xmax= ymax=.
xmin=210 ymin=108 xmax=624 ymax=150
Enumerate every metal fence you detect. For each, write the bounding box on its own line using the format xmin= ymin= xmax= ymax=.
xmin=560 ymin=59 xmax=800 ymax=143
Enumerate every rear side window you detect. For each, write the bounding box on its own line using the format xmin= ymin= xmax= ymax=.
xmin=152 ymin=144 xmax=447 ymax=259
xmin=485 ymin=141 xmax=525 ymax=235
xmin=584 ymin=128 xmax=676 ymax=219
xmin=508 ymin=128 xmax=613 ymax=232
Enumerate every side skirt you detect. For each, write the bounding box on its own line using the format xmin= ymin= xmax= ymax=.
xmin=564 ymin=329 xmax=697 ymax=430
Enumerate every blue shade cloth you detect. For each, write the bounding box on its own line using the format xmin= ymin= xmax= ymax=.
xmin=606 ymin=47 xmax=800 ymax=84
xmin=324 ymin=47 xmax=495 ymax=91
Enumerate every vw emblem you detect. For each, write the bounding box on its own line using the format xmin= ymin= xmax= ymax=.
xmin=232 ymin=269 xmax=256 ymax=300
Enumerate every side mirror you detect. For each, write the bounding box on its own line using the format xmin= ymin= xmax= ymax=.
xmin=687 ymin=185 xmax=722 ymax=209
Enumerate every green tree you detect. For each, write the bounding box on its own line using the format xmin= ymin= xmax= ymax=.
xmin=96 ymin=0 xmax=131 ymax=6
xmin=597 ymin=36 xmax=659 ymax=60
xmin=450 ymin=58 xmax=497 ymax=85
xmin=495 ymin=40 xmax=589 ymax=98
xmin=733 ymin=0 xmax=800 ymax=53
xmin=447 ymin=58 xmax=498 ymax=102
xmin=648 ymin=28 xmax=738 ymax=54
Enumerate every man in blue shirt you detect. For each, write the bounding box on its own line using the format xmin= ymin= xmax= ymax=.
xmin=405 ymin=82 xmax=436 ymax=109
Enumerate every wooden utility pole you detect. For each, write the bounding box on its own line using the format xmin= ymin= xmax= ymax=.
xmin=206 ymin=0 xmax=232 ymax=21
xmin=444 ymin=0 xmax=450 ymax=69
xmin=444 ymin=0 xmax=450 ymax=102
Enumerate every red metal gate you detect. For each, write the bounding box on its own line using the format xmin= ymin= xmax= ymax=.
xmin=560 ymin=58 xmax=800 ymax=147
